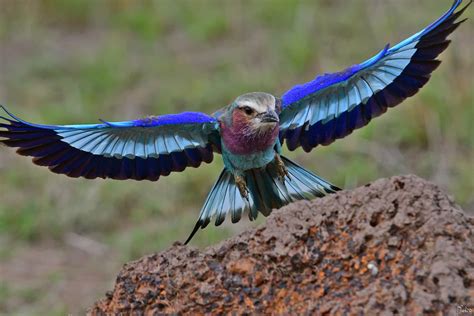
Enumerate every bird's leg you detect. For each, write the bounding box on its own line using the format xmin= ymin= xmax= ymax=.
xmin=234 ymin=174 xmax=249 ymax=199
xmin=274 ymin=153 xmax=288 ymax=182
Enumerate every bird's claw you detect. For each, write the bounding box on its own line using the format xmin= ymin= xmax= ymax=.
xmin=275 ymin=154 xmax=289 ymax=182
xmin=235 ymin=175 xmax=249 ymax=199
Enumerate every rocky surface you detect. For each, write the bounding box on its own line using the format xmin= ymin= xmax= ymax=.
xmin=89 ymin=175 xmax=473 ymax=315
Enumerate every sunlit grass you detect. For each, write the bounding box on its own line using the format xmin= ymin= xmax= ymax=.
xmin=1 ymin=0 xmax=472 ymax=253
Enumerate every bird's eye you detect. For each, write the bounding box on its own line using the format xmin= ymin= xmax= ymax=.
xmin=242 ymin=106 xmax=254 ymax=115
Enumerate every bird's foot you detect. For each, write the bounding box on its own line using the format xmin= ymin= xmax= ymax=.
xmin=275 ymin=154 xmax=289 ymax=182
xmin=235 ymin=175 xmax=249 ymax=199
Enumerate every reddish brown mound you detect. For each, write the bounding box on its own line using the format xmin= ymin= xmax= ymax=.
xmin=89 ymin=175 xmax=473 ymax=315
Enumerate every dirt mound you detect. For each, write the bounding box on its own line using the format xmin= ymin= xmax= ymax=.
xmin=89 ymin=175 xmax=473 ymax=315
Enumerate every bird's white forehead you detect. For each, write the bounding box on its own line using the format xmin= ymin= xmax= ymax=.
xmin=235 ymin=92 xmax=276 ymax=113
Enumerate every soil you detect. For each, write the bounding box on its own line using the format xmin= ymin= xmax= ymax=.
xmin=89 ymin=175 xmax=473 ymax=315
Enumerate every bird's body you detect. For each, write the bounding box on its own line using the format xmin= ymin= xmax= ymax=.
xmin=0 ymin=0 xmax=470 ymax=244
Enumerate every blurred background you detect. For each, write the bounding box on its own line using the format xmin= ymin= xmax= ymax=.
xmin=0 ymin=0 xmax=472 ymax=314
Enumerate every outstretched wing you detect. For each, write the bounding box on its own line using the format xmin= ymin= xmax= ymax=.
xmin=0 ymin=105 xmax=220 ymax=181
xmin=279 ymin=0 xmax=470 ymax=152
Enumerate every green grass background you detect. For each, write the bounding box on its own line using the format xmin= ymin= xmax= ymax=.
xmin=0 ymin=0 xmax=472 ymax=314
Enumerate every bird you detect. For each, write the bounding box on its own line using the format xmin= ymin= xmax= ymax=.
xmin=0 ymin=0 xmax=470 ymax=244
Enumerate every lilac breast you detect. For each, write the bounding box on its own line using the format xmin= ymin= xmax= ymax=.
xmin=221 ymin=123 xmax=279 ymax=155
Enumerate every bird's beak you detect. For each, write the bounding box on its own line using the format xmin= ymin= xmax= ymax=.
xmin=259 ymin=110 xmax=279 ymax=123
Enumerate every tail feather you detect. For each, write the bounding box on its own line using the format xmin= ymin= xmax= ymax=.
xmin=184 ymin=155 xmax=339 ymax=244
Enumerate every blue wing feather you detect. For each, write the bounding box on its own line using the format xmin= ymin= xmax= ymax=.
xmin=281 ymin=44 xmax=390 ymax=107
xmin=0 ymin=106 xmax=220 ymax=181
xmin=279 ymin=0 xmax=470 ymax=152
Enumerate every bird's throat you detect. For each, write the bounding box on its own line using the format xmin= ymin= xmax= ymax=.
xmin=221 ymin=120 xmax=279 ymax=155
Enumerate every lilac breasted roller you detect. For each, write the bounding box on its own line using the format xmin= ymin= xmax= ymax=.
xmin=0 ymin=1 xmax=470 ymax=243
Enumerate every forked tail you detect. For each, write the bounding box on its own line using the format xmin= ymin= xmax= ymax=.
xmin=184 ymin=155 xmax=339 ymax=244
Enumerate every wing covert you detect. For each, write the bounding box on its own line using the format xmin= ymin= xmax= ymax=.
xmin=0 ymin=106 xmax=220 ymax=181
xmin=279 ymin=0 xmax=470 ymax=152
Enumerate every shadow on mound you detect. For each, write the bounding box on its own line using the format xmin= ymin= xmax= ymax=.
xmin=89 ymin=175 xmax=473 ymax=315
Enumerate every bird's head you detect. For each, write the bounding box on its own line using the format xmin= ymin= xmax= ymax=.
xmin=228 ymin=92 xmax=281 ymax=133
